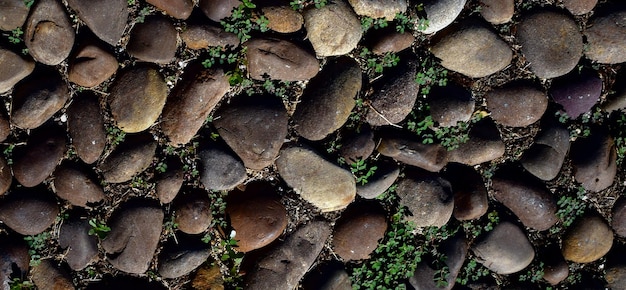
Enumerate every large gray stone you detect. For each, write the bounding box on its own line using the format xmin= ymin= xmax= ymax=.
xmin=472 ymin=222 xmax=534 ymax=274
xmin=303 ymin=0 xmax=362 ymax=56
xmin=421 ymin=0 xmax=467 ymax=34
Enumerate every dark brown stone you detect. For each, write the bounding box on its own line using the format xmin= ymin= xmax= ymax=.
xmin=0 ymin=189 xmax=59 ymax=235
xmin=377 ymin=136 xmax=448 ymax=172
xmin=31 ymin=259 xmax=75 ymax=290
xmin=0 ymin=48 xmax=34 ymax=93
xmin=246 ymin=38 xmax=319 ymax=81
xmin=0 ymin=0 xmax=29 ymax=30
xmin=59 ymin=217 xmax=99 ymax=270
xmin=53 ymin=164 xmax=105 ymax=207
xmin=332 ymin=202 xmax=387 ymax=261
xmin=127 ymin=16 xmax=177 ymax=64
xmin=147 ymin=0 xmax=193 ymax=19
xmin=12 ymin=127 xmax=66 ymax=187
xmin=199 ymin=0 xmax=241 ymax=22
xmin=181 ymin=25 xmax=240 ymax=50
xmin=98 ymin=134 xmax=157 ymax=184
xmin=366 ymin=61 xmax=418 ymax=126
xmin=11 ymin=70 xmax=70 ymax=130
xmin=68 ymin=42 xmax=118 ymax=88
xmin=485 ymin=84 xmax=548 ymax=127
xmin=396 ymin=170 xmax=453 ymax=227
xmin=25 ymin=0 xmax=75 ymax=65
xmin=66 ymin=0 xmax=128 ymax=45
xmin=174 ymin=190 xmax=212 ymax=235
xmin=67 ymin=93 xmax=106 ymax=164
xmin=472 ymin=222 xmax=534 ymax=274
xmin=562 ymin=214 xmax=613 ymax=263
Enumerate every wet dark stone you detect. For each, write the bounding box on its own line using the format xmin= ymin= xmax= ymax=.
xmin=0 ymin=189 xmax=59 ymax=235
xmin=59 ymin=216 xmax=99 ymax=270
xmin=12 ymin=127 xmax=66 ymax=187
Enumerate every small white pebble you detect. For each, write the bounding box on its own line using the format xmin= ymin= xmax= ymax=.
xmin=60 ymin=114 xmax=67 ymax=122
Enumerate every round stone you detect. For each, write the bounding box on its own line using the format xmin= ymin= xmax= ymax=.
xmin=472 ymin=222 xmax=535 ymax=274
xmin=303 ymin=0 xmax=363 ymax=57
xmin=396 ymin=170 xmax=453 ymax=227
xmin=53 ymin=164 xmax=105 ymax=207
xmin=584 ymin=10 xmax=626 ymax=64
xmin=570 ymin=128 xmax=617 ymax=192
xmin=65 ymin=0 xmax=128 ymax=45
xmin=485 ymin=84 xmax=548 ymax=127
xmin=262 ymin=6 xmax=303 ymax=33
xmin=25 ymin=0 xmax=75 ymax=65
xmin=68 ymin=43 xmax=118 ymax=88
xmin=428 ymin=84 xmax=475 ymax=127
xmin=0 ymin=0 xmax=29 ymax=30
xmin=480 ymin=0 xmax=514 ymax=24
xmin=0 ymin=190 xmax=59 ymax=235
xmin=98 ymin=134 xmax=157 ymax=183
xmin=550 ymin=70 xmax=602 ymax=119
xmin=12 ymin=127 xmax=66 ymax=187
xmin=562 ymin=214 xmax=613 ymax=263
xmin=199 ymin=0 xmax=240 ymax=22
xmin=421 ymin=0 xmax=467 ymax=34
xmin=332 ymin=202 xmax=387 ymax=261
xmin=340 ymin=126 xmax=376 ymax=164
xmin=127 ymin=16 xmax=177 ymax=64
xmin=174 ymin=191 xmax=212 ymax=235
xmin=245 ymin=38 xmax=319 ymax=81
xmin=563 ymin=0 xmax=597 ymax=15
xmin=198 ymin=145 xmax=247 ymax=191
xmin=0 ymin=49 xmax=34 ymax=94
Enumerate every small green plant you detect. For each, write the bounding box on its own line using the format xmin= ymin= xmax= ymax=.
xmin=155 ymin=161 xmax=168 ymax=173
xmin=7 ymin=27 xmax=24 ymax=44
xmin=3 ymin=144 xmax=15 ymax=165
xmin=221 ymin=1 xmax=269 ymax=42
xmin=106 ymin=126 xmax=126 ymax=146
xmin=23 ymin=0 xmax=34 ymax=8
xmin=9 ymin=278 xmax=34 ymax=290
xmin=461 ymin=210 xmax=499 ymax=238
xmin=518 ymin=261 xmax=545 ymax=283
xmin=551 ymin=186 xmax=587 ymax=234
xmin=415 ymin=65 xmax=448 ymax=96
xmin=163 ymin=214 xmax=178 ymax=239
xmin=611 ymin=112 xmax=626 ymax=165
xmin=350 ymin=158 xmax=378 ymax=185
xmin=24 ymin=232 xmax=51 ymax=266
xmin=289 ymin=0 xmax=326 ymax=10
xmin=202 ymin=47 xmax=240 ymax=68
xmin=360 ymin=16 xmax=388 ymax=31
xmin=359 ymin=48 xmax=400 ymax=74
xmin=88 ymin=218 xmax=111 ymax=239
xmin=136 ymin=7 xmax=151 ymax=23
xmin=456 ymin=258 xmax=491 ymax=285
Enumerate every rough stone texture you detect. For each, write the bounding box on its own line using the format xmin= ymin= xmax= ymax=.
xmin=340 ymin=126 xmax=376 ymax=164
xmin=428 ymin=84 xmax=475 ymax=127
xmin=541 ymin=248 xmax=570 ymax=286
xmin=366 ymin=61 xmax=418 ymax=126
xmin=603 ymin=89 xmax=626 ymax=113
xmin=158 ymin=238 xmax=211 ymax=279
xmin=303 ymin=0 xmax=363 ymax=56
xmin=262 ymin=6 xmax=303 ymax=33
xmin=377 ymin=135 xmax=448 ymax=172
xmin=371 ymin=31 xmax=414 ymax=54
xmin=472 ymin=222 xmax=535 ymax=274
xmin=550 ymin=70 xmax=602 ymax=119
xmin=485 ymin=84 xmax=548 ymax=127
xmin=0 ymin=0 xmax=29 ymax=30
xmin=161 ymin=65 xmax=230 ymax=146
xmin=562 ymin=214 xmax=613 ymax=263
xmin=25 ymin=0 xmax=75 ymax=65
xmin=356 ymin=160 xmax=399 ymax=199
xmin=570 ymin=128 xmax=617 ymax=192
xmin=563 ymin=0 xmax=597 ymax=15
xmin=11 ymin=70 xmax=70 ymax=130
xmin=127 ymin=16 xmax=177 ymax=64
xmin=67 ymin=93 xmax=107 ymax=164
xmin=480 ymin=0 xmax=514 ymax=24
xmin=53 ymin=164 xmax=105 ymax=207
xmin=31 ymin=259 xmax=75 ymax=290
xmin=448 ymin=118 xmax=505 ymax=165
xmin=102 ymin=200 xmax=164 ymax=274
xmin=12 ymin=127 xmax=66 ymax=187
xmin=0 ymin=190 xmax=59 ymax=235
xmin=245 ymin=221 xmax=332 ymax=290
xmin=347 ymin=0 xmax=406 ymax=20
xmin=521 ymin=120 xmax=570 ymax=181
xmin=0 ymin=238 xmax=29 ymax=290
xmin=174 ymin=191 xmax=212 ymax=235
xmin=446 ymin=163 xmax=488 ymax=221
xmin=585 ymin=10 xmax=626 ymax=64
xmin=332 ymin=203 xmax=387 ymax=261
xmin=198 ymin=145 xmax=247 ymax=191
xmin=246 ymin=38 xmax=319 ymax=81
xmin=606 ymin=265 xmax=626 ymax=290
xmin=410 ymin=233 xmax=468 ymax=290
xmin=66 ymin=0 xmax=128 ymax=45
xmin=302 ymin=262 xmax=352 ymax=290
xmin=98 ymin=134 xmax=157 ymax=184
xmin=68 ymin=43 xmax=118 ymax=88
xmin=59 ymin=217 xmax=99 ymax=270
xmin=0 ymin=111 xmax=8 ymax=143
xmin=0 ymin=156 xmax=11 ymax=196
xmin=199 ymin=0 xmax=240 ymax=22
xmin=612 ymin=197 xmax=626 ymax=238
xmin=396 ymin=170 xmax=454 ymax=227
xmin=0 ymin=49 xmax=34 ymax=94
xmin=214 ymin=95 xmax=288 ymax=170
xmin=517 ymin=11 xmax=583 ymax=79
xmin=293 ymin=57 xmax=361 ymax=141
xmin=191 ymin=264 xmax=224 ymax=290
xmin=147 ymin=0 xmax=193 ymax=19
xmin=430 ymin=21 xmax=512 ymax=78
xmin=181 ymin=25 xmax=240 ymax=50
xmin=276 ymin=146 xmax=356 ymax=212
xmin=421 ymin=0 xmax=467 ymax=34
xmin=108 ymin=65 xmax=168 ymax=133
xmin=155 ymin=161 xmax=184 ymax=204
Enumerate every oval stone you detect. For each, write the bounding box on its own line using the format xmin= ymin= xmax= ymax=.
xmin=98 ymin=134 xmax=157 ymax=184
xmin=0 ymin=189 xmax=59 ymax=235
xmin=67 ymin=93 xmax=107 ymax=164
xmin=485 ymin=84 xmax=548 ymax=127
xmin=174 ymin=190 xmax=212 ymax=235
xmin=68 ymin=42 xmax=118 ymax=88
xmin=396 ymin=170 xmax=453 ymax=227
xmin=472 ymin=222 xmax=534 ymax=274
xmin=0 ymin=49 xmax=34 ymax=94
xmin=584 ymin=10 xmax=626 ymax=64
xmin=246 ymin=38 xmax=319 ymax=81
xmin=59 ymin=217 xmax=99 ymax=270
xmin=11 ymin=70 xmax=70 ymax=130
xmin=12 ymin=127 xmax=66 ymax=187
xmin=303 ymin=0 xmax=362 ymax=57
xmin=127 ymin=16 xmax=178 ymax=64
xmin=562 ymin=214 xmax=613 ymax=263
xmin=25 ymin=0 xmax=75 ymax=65
xmin=332 ymin=202 xmax=387 ymax=261
xmin=53 ymin=164 xmax=105 ymax=207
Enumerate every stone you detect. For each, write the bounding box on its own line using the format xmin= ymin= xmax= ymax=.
xmin=302 ymin=262 xmax=352 ymax=290
xmin=396 ymin=170 xmax=453 ymax=227
xmin=541 ymin=247 xmax=569 ymax=286
xmin=12 ymin=127 xmax=66 ymax=187
xmin=421 ymin=0 xmax=467 ymax=34
xmin=347 ymin=0 xmax=406 ymax=20
xmin=127 ymin=16 xmax=177 ymax=64
xmin=246 ymin=38 xmax=319 ymax=81
xmin=66 ymin=0 xmax=127 ymax=45
xmin=445 ymin=163 xmax=488 ymax=221
xmin=603 ymin=89 xmax=626 ymax=113
xmin=245 ymin=221 xmax=332 ymax=289
xmin=585 ymin=10 xmax=626 ymax=64
xmin=332 ymin=202 xmax=387 ymax=261
xmin=31 ymin=259 xmax=75 ymax=290
xmin=11 ymin=70 xmax=70 ymax=130
xmin=517 ymin=11 xmax=582 ymax=79
xmin=448 ymin=118 xmax=505 ymax=165
xmin=147 ymin=0 xmax=193 ymax=19
xmin=108 ymin=65 xmax=168 ymax=133
xmin=214 ymin=95 xmax=288 ymax=170
xmin=68 ymin=42 xmax=118 ymax=88
xmin=550 ymin=70 xmax=602 ymax=119
xmin=377 ymin=135 xmax=448 ymax=172
xmin=366 ymin=61 xmax=418 ymax=126
xmin=0 ymin=238 xmax=29 ymax=290
xmin=570 ymin=128 xmax=617 ymax=192
xmin=0 ymin=156 xmax=10 ymax=196
xmin=226 ymin=184 xmax=288 ymax=252
xmin=199 ymin=0 xmax=241 ymax=22
xmin=356 ymin=160 xmax=399 ymax=199
xmin=0 ymin=111 xmax=8 ymax=142
xmin=303 ymin=0 xmax=363 ymax=57
xmin=371 ymin=30 xmax=414 ymax=54
xmin=485 ymin=84 xmax=548 ymax=127
xmin=155 ymin=161 xmax=184 ymax=204
xmin=181 ymin=25 xmax=240 ymax=50
xmin=293 ymin=57 xmax=361 ymax=140
xmin=606 ymin=265 xmax=626 ymax=290
xmin=471 ymin=222 xmax=534 ymax=274
xmin=59 ymin=217 xmax=99 ymax=270
xmin=25 ymin=0 xmax=74 ymax=65
xmin=612 ymin=197 xmax=626 ymax=238
xmin=198 ymin=145 xmax=247 ymax=191
xmin=521 ymin=120 xmax=570 ymax=181
xmin=428 ymin=84 xmax=475 ymax=127
xmin=158 ymin=237 xmax=211 ymax=279
xmin=276 ymin=146 xmax=356 ymax=212
xmin=67 ymin=93 xmax=107 ymax=164
xmin=0 ymin=189 xmax=59 ymax=235
xmin=410 ymin=234 xmax=468 ymax=290
xmin=0 ymin=48 xmax=34 ymax=93
xmin=340 ymin=126 xmax=376 ymax=164
xmin=562 ymin=214 xmax=613 ymax=263
xmin=102 ymin=199 xmax=164 ymax=274
xmin=430 ymin=21 xmax=512 ymax=78
xmin=53 ymin=164 xmax=105 ymax=207
xmin=480 ymin=0 xmax=514 ymax=24
xmin=174 ymin=190 xmax=212 ymax=235
xmin=262 ymin=6 xmax=303 ymax=33
xmin=86 ymin=276 xmax=167 ymax=289
xmin=161 ymin=65 xmax=230 ymax=146
xmin=98 ymin=134 xmax=157 ymax=184
xmin=0 ymin=0 xmax=29 ymax=30
xmin=192 ymin=264 xmax=224 ymax=290
xmin=491 ymin=167 xmax=558 ymax=231
xmin=563 ymin=0 xmax=597 ymax=15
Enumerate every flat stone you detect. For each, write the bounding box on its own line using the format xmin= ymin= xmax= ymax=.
xmin=198 ymin=144 xmax=247 ymax=191
xmin=11 ymin=70 xmax=70 ymax=130
xmin=0 ymin=49 xmax=34 ymax=93
xmin=53 ymin=164 xmax=105 ymax=207
xmin=102 ymin=199 xmax=164 ymax=274
xmin=347 ymin=0 xmax=406 ymax=20
xmin=276 ymin=146 xmax=356 ymax=212
xmin=602 ymin=89 xmax=626 ymax=113
xmin=245 ymin=221 xmax=332 ymax=289
xmin=448 ymin=118 xmax=505 ymax=165
xmin=430 ymin=21 xmax=512 ymax=78
xmin=371 ymin=30 xmax=414 ymax=54
xmin=480 ymin=0 xmax=514 ymax=24
xmin=421 ymin=0 xmax=467 ymax=34
xmin=199 ymin=0 xmax=240 ymax=22
xmin=59 ymin=217 xmax=99 ymax=270
xmin=25 ymin=0 xmax=74 ymax=65
xmin=550 ymin=70 xmax=602 ymax=119
xmin=174 ymin=190 xmax=212 ymax=235
xmin=485 ymin=84 xmax=548 ymax=127
xmin=302 ymin=262 xmax=352 ymax=290
xmin=472 ymin=222 xmax=535 ymax=274
xmin=181 ymin=25 xmax=240 ymax=50
xmin=366 ymin=61 xmax=419 ymax=126
xmin=340 ymin=126 xmax=376 ymax=164
xmin=66 ymin=0 xmax=128 ymax=45
xmin=612 ymin=197 xmax=626 ymax=238
xmin=396 ymin=170 xmax=453 ymax=227
xmin=303 ymin=0 xmax=362 ymax=57
xmin=521 ymin=120 xmax=570 ymax=181
xmin=606 ymin=265 xmax=626 ymax=290
xmin=98 ymin=134 xmax=157 ymax=184
xmin=31 ymin=259 xmax=75 ymax=290
xmin=147 ymin=0 xmax=193 ymax=19
xmin=377 ymin=135 xmax=448 ymax=172
xmin=127 ymin=16 xmax=177 ymax=64
xmin=108 ymin=65 xmax=168 ymax=133
xmin=356 ymin=160 xmax=399 ymax=199
xmin=214 ymin=95 xmax=288 ymax=170
xmin=246 ymin=38 xmax=319 ymax=81
xmin=0 ymin=189 xmax=59 ymax=235
xmin=12 ymin=127 xmax=66 ymax=187
xmin=262 ymin=6 xmax=303 ymax=33
xmin=158 ymin=237 xmax=211 ymax=279
xmin=445 ymin=163 xmax=488 ymax=221
xmin=67 ymin=93 xmax=107 ymax=164
xmin=517 ymin=11 xmax=582 ymax=79
xmin=161 ymin=65 xmax=230 ymax=146
xmin=293 ymin=57 xmax=360 ymax=140
xmin=562 ymin=214 xmax=613 ymax=263
xmin=570 ymin=128 xmax=617 ymax=192
xmin=155 ymin=161 xmax=184 ymax=204
xmin=0 ymin=156 xmax=11 ymax=196
xmin=585 ymin=10 xmax=626 ymax=64
xmin=0 ymin=0 xmax=29 ymax=30
xmin=332 ymin=202 xmax=387 ymax=261
xmin=227 ymin=184 xmax=287 ymax=252
xmin=563 ymin=0 xmax=597 ymax=15
xmin=191 ymin=263 xmax=224 ymax=290
xmin=428 ymin=84 xmax=475 ymax=127
xmin=0 ymin=238 xmax=29 ymax=290
xmin=68 ymin=42 xmax=118 ymax=88
xmin=410 ymin=233 xmax=468 ymax=290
